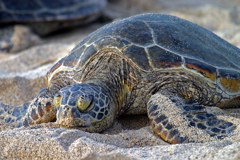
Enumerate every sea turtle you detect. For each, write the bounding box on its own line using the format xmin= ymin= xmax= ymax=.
xmin=0 ymin=0 xmax=107 ymax=52
xmin=1 ymin=13 xmax=240 ymax=144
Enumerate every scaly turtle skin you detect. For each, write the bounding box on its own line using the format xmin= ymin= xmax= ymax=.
xmin=1 ymin=13 xmax=240 ymax=144
xmin=0 ymin=0 xmax=107 ymax=52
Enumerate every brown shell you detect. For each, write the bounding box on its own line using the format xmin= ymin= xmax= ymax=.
xmin=49 ymin=13 xmax=240 ymax=94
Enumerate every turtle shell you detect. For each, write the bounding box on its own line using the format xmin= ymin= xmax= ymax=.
xmin=49 ymin=13 xmax=240 ymax=94
xmin=0 ymin=0 xmax=106 ymax=22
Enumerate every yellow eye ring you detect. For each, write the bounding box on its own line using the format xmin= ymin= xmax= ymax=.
xmin=77 ymin=96 xmax=92 ymax=112
xmin=53 ymin=95 xmax=62 ymax=107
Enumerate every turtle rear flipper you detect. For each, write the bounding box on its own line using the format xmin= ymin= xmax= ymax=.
xmin=147 ymin=91 xmax=237 ymax=144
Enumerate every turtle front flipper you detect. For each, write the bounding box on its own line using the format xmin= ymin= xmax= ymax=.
xmin=147 ymin=91 xmax=237 ymax=144
xmin=20 ymin=88 xmax=57 ymax=126
xmin=0 ymin=102 xmax=29 ymax=131
xmin=0 ymin=88 xmax=57 ymax=131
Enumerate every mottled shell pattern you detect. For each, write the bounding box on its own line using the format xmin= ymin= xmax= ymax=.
xmin=48 ymin=13 xmax=240 ymax=96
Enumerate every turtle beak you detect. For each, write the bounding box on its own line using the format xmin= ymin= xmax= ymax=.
xmin=56 ymin=104 xmax=91 ymax=128
xmin=57 ymin=105 xmax=81 ymax=120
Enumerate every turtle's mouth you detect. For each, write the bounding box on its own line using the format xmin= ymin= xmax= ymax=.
xmin=58 ymin=122 xmax=90 ymax=129
xmin=56 ymin=117 xmax=91 ymax=129
xmin=59 ymin=124 xmax=90 ymax=129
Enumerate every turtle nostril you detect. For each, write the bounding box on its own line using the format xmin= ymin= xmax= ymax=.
xmin=62 ymin=106 xmax=70 ymax=111
xmin=60 ymin=106 xmax=74 ymax=118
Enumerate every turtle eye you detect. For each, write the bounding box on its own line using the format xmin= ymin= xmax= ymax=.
xmin=53 ymin=94 xmax=62 ymax=107
xmin=77 ymin=95 xmax=92 ymax=112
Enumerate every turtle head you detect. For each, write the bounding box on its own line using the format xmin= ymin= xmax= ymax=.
xmin=54 ymin=83 xmax=115 ymax=132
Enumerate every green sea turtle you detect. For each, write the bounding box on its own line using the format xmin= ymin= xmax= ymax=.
xmin=1 ymin=13 xmax=240 ymax=144
xmin=0 ymin=0 xmax=107 ymax=52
